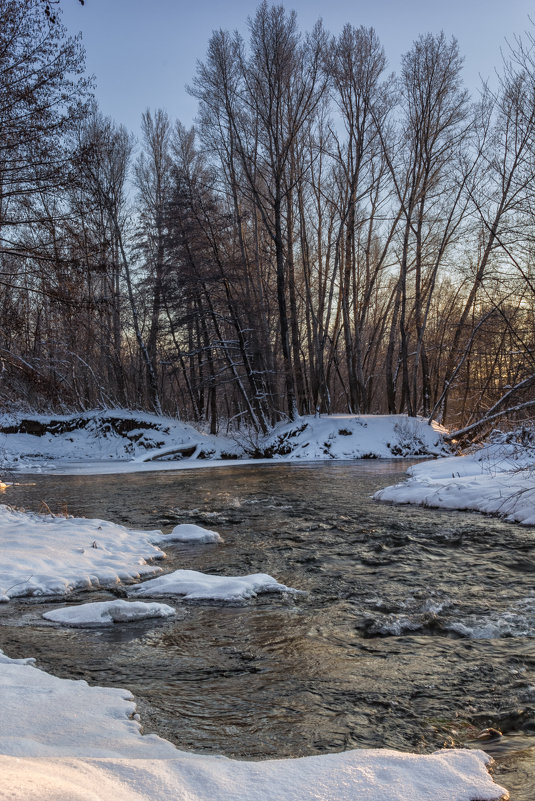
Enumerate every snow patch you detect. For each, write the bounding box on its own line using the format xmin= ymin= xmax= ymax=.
xmin=42 ymin=600 xmax=176 ymax=627
xmin=375 ymin=427 xmax=535 ymax=525
xmin=128 ymin=569 xmax=298 ymax=602
xmin=154 ymin=523 xmax=223 ymax=543
xmin=0 ymin=505 xmax=165 ymax=601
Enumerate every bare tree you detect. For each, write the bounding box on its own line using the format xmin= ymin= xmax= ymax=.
xmin=134 ymin=109 xmax=172 ymax=409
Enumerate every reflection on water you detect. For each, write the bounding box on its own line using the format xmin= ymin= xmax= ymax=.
xmin=0 ymin=461 xmax=534 ymax=799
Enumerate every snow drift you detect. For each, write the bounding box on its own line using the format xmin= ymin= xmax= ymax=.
xmin=375 ymin=428 xmax=535 ymax=525
xmin=0 ymin=650 xmax=508 ymax=801
xmin=0 ymin=409 xmax=449 ymax=473
xmin=253 ymin=414 xmax=449 ymax=460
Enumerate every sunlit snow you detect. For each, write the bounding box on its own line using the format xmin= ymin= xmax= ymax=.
xmin=42 ymin=599 xmax=176 ymax=627
xmin=375 ymin=430 xmax=535 ymax=525
xmin=0 ymin=410 xmax=449 ymax=474
xmin=153 ymin=523 xmax=223 ymax=543
xmin=0 ymin=506 xmax=165 ymax=601
xmin=0 ymin=650 xmax=507 ymax=801
xmin=128 ymin=569 xmax=297 ymax=601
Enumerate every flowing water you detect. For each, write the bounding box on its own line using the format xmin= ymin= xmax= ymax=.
xmin=1 ymin=461 xmax=534 ymax=799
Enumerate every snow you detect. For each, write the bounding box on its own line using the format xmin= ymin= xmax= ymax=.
xmin=30 ymin=457 xmax=273 ymax=476
xmin=375 ymin=429 xmax=535 ymax=525
xmin=0 ymin=649 xmax=507 ymax=801
xmin=0 ymin=507 xmax=296 ymax=603
xmin=42 ymin=600 xmax=176 ymax=627
xmin=0 ymin=408 xmax=241 ymax=472
xmin=258 ymin=414 xmax=449 ymax=460
xmin=0 ymin=505 xmax=165 ymax=601
xmin=0 ymin=410 xmax=449 ymax=474
xmin=153 ymin=523 xmax=223 ymax=543
xmin=0 ymin=649 xmax=177 ymax=760
xmin=128 ymin=569 xmax=297 ymax=602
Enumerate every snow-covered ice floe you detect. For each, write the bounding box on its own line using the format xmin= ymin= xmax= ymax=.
xmin=129 ymin=569 xmax=297 ymax=602
xmin=0 ymin=650 xmax=507 ymax=801
xmin=0 ymin=506 xmax=165 ymax=601
xmin=42 ymin=599 xmax=176 ymax=627
xmin=0 ymin=507 xmax=292 ymax=603
xmin=152 ymin=523 xmax=223 ymax=543
xmin=374 ymin=429 xmax=535 ymax=525
xmin=0 ymin=506 xmax=293 ymax=604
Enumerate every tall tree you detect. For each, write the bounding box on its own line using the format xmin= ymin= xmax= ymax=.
xmin=384 ymin=32 xmax=469 ymax=415
xmin=135 ymin=109 xmax=172 ymax=409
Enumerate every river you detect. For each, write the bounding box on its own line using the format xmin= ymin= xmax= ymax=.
xmin=0 ymin=460 xmax=533 ymax=799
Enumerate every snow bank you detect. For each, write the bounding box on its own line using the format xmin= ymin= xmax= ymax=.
xmin=153 ymin=523 xmax=223 ymax=544
xmin=42 ymin=600 xmax=176 ymax=627
xmin=0 ymin=749 xmax=508 ymax=801
xmin=0 ymin=409 xmax=450 ymax=474
xmin=129 ymin=569 xmax=297 ymax=602
xmin=0 ymin=506 xmax=165 ymax=601
xmin=257 ymin=414 xmax=449 ymax=460
xmin=0 ymin=650 xmax=507 ymax=801
xmin=0 ymin=649 xmax=177 ymax=759
xmin=375 ymin=429 xmax=535 ymax=525
xmin=0 ymin=408 xmax=241 ymax=470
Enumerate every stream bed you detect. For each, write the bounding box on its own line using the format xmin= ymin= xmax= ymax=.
xmin=0 ymin=460 xmax=534 ymax=799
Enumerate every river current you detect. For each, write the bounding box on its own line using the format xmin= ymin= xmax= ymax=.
xmin=0 ymin=461 xmax=534 ymax=799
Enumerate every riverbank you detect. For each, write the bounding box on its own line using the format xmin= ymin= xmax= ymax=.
xmin=0 ymin=647 xmax=507 ymax=801
xmin=375 ymin=429 xmax=535 ymax=525
xmin=0 ymin=409 xmax=449 ymax=473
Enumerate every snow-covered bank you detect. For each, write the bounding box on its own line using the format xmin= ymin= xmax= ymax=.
xmin=255 ymin=414 xmax=449 ymax=460
xmin=0 ymin=409 xmax=449 ymax=474
xmin=0 ymin=409 xmax=241 ymax=471
xmin=375 ymin=429 xmax=535 ymax=525
xmin=0 ymin=506 xmax=165 ymax=601
xmin=0 ymin=650 xmax=508 ymax=801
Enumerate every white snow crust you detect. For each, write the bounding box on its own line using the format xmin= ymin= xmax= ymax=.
xmin=0 ymin=408 xmax=240 ymax=472
xmin=375 ymin=430 xmax=535 ymax=525
xmin=259 ymin=414 xmax=449 ymax=460
xmin=0 ymin=507 xmax=294 ymax=604
xmin=129 ymin=569 xmax=296 ymax=601
xmin=0 ymin=506 xmax=165 ymax=601
xmin=0 ymin=410 xmax=449 ymax=474
xmin=42 ymin=599 xmax=176 ymax=627
xmin=154 ymin=523 xmax=223 ymax=543
xmin=0 ymin=650 xmax=507 ymax=801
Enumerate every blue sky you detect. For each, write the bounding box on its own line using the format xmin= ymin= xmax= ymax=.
xmin=61 ymin=0 xmax=535 ymax=137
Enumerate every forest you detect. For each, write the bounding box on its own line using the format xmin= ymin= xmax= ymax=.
xmin=2 ymin=0 xmax=535 ymax=439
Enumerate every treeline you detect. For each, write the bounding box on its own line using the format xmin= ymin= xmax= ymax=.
xmin=2 ymin=0 xmax=535 ymax=437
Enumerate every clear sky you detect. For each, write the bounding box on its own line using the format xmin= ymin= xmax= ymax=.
xmin=60 ymin=0 xmax=535 ymax=138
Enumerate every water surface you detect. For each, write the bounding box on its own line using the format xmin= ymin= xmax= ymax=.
xmin=1 ymin=461 xmax=533 ymax=799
